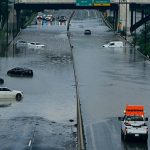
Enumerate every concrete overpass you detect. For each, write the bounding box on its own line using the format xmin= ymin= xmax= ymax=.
xmin=15 ymin=0 xmax=150 ymax=4
xmin=14 ymin=0 xmax=150 ymax=38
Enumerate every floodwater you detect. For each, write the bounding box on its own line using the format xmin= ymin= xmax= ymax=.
xmin=0 ymin=9 xmax=150 ymax=149
xmin=69 ymin=10 xmax=150 ymax=150
xmin=0 ymin=10 xmax=77 ymax=149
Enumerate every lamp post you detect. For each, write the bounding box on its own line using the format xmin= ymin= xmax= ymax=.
xmin=125 ymin=0 xmax=127 ymax=40
xmin=6 ymin=0 xmax=8 ymax=45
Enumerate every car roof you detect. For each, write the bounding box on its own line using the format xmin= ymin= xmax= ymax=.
xmin=11 ymin=67 xmax=32 ymax=71
xmin=0 ymin=87 xmax=9 ymax=89
xmin=30 ymin=42 xmax=41 ymax=44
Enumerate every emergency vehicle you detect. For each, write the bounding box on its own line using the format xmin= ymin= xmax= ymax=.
xmin=118 ymin=105 xmax=148 ymax=141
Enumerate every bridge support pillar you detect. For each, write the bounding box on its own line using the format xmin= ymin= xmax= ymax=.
xmin=118 ymin=2 xmax=131 ymax=36
xmin=16 ymin=9 xmax=21 ymax=33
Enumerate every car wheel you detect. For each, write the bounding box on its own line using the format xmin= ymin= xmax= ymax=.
xmin=16 ymin=93 xmax=22 ymax=101
xmin=121 ymin=130 xmax=124 ymax=139
xmin=143 ymin=135 xmax=148 ymax=142
xmin=123 ymin=134 xmax=127 ymax=142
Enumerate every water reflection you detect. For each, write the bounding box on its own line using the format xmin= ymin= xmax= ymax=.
xmin=0 ymin=98 xmax=19 ymax=107
xmin=121 ymin=139 xmax=148 ymax=150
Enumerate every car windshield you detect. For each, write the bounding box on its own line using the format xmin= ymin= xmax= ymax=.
xmin=125 ymin=116 xmax=144 ymax=121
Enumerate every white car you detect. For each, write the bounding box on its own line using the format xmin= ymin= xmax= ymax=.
xmin=15 ymin=40 xmax=28 ymax=48
xmin=118 ymin=105 xmax=148 ymax=141
xmin=27 ymin=42 xmax=45 ymax=49
xmin=103 ymin=41 xmax=123 ymax=47
xmin=119 ymin=115 xmax=148 ymax=141
xmin=0 ymin=87 xmax=23 ymax=101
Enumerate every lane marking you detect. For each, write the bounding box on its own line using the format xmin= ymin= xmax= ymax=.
xmin=28 ymin=140 xmax=32 ymax=147
xmin=90 ymin=125 xmax=97 ymax=150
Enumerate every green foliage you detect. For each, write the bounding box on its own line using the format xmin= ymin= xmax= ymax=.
xmin=20 ymin=10 xmax=36 ymax=28
xmin=0 ymin=0 xmax=11 ymax=29
xmin=106 ymin=16 xmax=114 ymax=25
xmin=136 ymin=24 xmax=150 ymax=56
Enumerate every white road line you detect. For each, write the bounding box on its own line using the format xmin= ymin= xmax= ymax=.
xmin=28 ymin=140 xmax=32 ymax=147
xmin=90 ymin=125 xmax=97 ymax=150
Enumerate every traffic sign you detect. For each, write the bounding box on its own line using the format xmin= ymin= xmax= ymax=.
xmin=94 ymin=0 xmax=110 ymax=6
xmin=76 ymin=0 xmax=93 ymax=6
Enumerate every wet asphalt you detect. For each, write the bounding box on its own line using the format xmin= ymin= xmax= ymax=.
xmin=0 ymin=9 xmax=150 ymax=150
xmin=69 ymin=10 xmax=150 ymax=150
xmin=0 ymin=10 xmax=76 ymax=150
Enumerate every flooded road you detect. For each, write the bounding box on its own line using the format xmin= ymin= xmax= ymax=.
xmin=0 ymin=10 xmax=76 ymax=150
xmin=70 ymin=10 xmax=150 ymax=150
xmin=0 ymin=9 xmax=150 ymax=150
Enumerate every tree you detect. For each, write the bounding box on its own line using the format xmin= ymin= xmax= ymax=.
xmin=0 ymin=0 xmax=11 ymax=29
xmin=136 ymin=23 xmax=150 ymax=56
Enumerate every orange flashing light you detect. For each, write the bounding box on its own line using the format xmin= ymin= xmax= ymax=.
xmin=124 ymin=105 xmax=144 ymax=116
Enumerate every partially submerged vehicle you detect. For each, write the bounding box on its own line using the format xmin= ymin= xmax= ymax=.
xmin=84 ymin=29 xmax=91 ymax=35
xmin=0 ymin=87 xmax=23 ymax=101
xmin=118 ymin=105 xmax=148 ymax=141
xmin=7 ymin=67 xmax=33 ymax=77
xmin=103 ymin=41 xmax=123 ymax=47
xmin=15 ymin=40 xmax=28 ymax=48
xmin=27 ymin=42 xmax=45 ymax=49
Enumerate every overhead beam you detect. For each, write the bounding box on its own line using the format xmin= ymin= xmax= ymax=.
xmin=14 ymin=3 xmax=118 ymax=11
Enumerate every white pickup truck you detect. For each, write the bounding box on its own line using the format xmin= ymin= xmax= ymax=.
xmin=118 ymin=105 xmax=148 ymax=141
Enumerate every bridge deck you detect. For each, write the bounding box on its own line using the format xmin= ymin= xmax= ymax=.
xmin=16 ymin=0 xmax=75 ymax=3
xmin=16 ymin=0 xmax=150 ymax=4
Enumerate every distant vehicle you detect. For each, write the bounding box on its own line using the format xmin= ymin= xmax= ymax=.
xmin=45 ymin=15 xmax=54 ymax=21
xmin=84 ymin=29 xmax=91 ymax=35
xmin=118 ymin=105 xmax=148 ymax=141
xmin=58 ymin=16 xmax=67 ymax=22
xmin=0 ymin=87 xmax=23 ymax=101
xmin=7 ymin=67 xmax=33 ymax=77
xmin=36 ymin=15 xmax=43 ymax=20
xmin=103 ymin=41 xmax=123 ymax=47
xmin=15 ymin=40 xmax=28 ymax=48
xmin=0 ymin=78 xmax=4 ymax=84
xmin=27 ymin=42 xmax=45 ymax=49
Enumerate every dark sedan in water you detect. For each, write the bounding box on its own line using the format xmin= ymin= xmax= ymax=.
xmin=7 ymin=67 xmax=33 ymax=77
xmin=84 ymin=29 xmax=91 ymax=35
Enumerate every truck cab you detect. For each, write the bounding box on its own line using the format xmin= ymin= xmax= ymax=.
xmin=118 ymin=105 xmax=148 ymax=141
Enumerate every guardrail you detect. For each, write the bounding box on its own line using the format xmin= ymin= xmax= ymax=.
xmin=68 ymin=36 xmax=86 ymax=150
xmin=67 ymin=12 xmax=86 ymax=148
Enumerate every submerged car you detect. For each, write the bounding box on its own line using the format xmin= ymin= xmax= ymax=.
xmin=27 ymin=42 xmax=45 ymax=49
xmin=15 ymin=40 xmax=28 ymax=48
xmin=58 ymin=16 xmax=67 ymax=22
xmin=103 ymin=41 xmax=123 ymax=47
xmin=84 ymin=29 xmax=91 ymax=35
xmin=7 ymin=67 xmax=33 ymax=77
xmin=0 ymin=87 xmax=23 ymax=101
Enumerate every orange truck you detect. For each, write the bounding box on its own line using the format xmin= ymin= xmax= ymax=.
xmin=118 ymin=105 xmax=148 ymax=141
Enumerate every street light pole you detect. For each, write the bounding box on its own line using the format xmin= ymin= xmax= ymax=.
xmin=6 ymin=0 xmax=8 ymax=45
xmin=125 ymin=0 xmax=127 ymax=40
